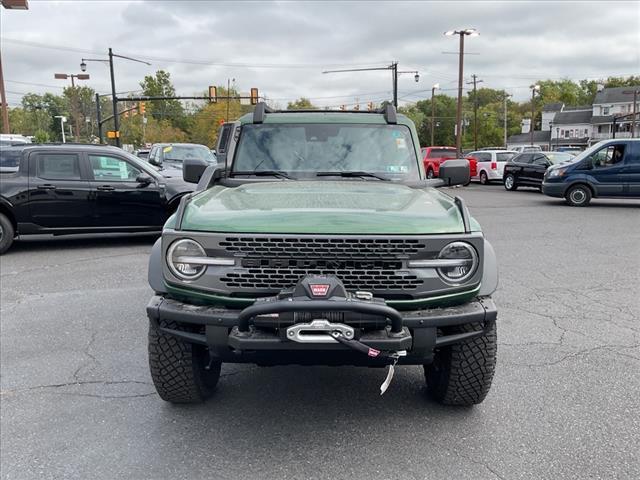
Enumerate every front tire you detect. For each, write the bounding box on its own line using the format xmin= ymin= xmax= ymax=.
xmin=504 ymin=174 xmax=517 ymax=191
xmin=425 ymin=322 xmax=497 ymax=406
xmin=0 ymin=213 xmax=15 ymax=255
xmin=426 ymin=168 xmax=435 ymax=179
xmin=148 ymin=320 xmax=221 ymax=404
xmin=565 ymin=184 xmax=592 ymax=207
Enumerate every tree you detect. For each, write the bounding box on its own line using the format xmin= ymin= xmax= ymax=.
xmin=140 ymin=70 xmax=187 ymax=129
xmin=287 ymin=98 xmax=317 ymax=110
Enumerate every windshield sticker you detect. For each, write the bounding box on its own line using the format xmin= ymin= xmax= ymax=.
xmin=163 ymin=146 xmax=173 ymax=153
xmin=387 ymin=165 xmax=408 ymax=173
xmin=396 ymin=138 xmax=407 ymax=149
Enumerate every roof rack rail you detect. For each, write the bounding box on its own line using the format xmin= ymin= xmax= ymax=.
xmin=251 ymin=102 xmax=399 ymax=125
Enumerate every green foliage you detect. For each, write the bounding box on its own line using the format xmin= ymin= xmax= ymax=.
xmin=140 ymin=70 xmax=186 ymax=129
xmin=287 ymin=98 xmax=317 ymax=110
xmin=34 ymin=130 xmax=51 ymax=143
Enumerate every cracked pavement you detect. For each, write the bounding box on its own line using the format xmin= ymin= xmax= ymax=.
xmin=1 ymin=186 xmax=639 ymax=480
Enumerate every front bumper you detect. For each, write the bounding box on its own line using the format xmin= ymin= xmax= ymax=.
xmin=146 ymin=294 xmax=497 ymax=365
xmin=542 ymin=181 xmax=566 ymax=197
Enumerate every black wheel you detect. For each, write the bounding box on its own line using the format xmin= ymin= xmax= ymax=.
xmin=479 ymin=171 xmax=488 ymax=185
xmin=425 ymin=322 xmax=497 ymax=406
xmin=504 ymin=174 xmax=517 ymax=191
xmin=148 ymin=320 xmax=221 ymax=404
xmin=426 ymin=168 xmax=435 ymax=179
xmin=0 ymin=213 xmax=15 ymax=255
xmin=565 ymin=184 xmax=592 ymax=207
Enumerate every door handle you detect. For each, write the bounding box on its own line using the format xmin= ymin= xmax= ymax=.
xmin=37 ymin=184 xmax=56 ymax=190
xmin=97 ymin=185 xmax=116 ymax=191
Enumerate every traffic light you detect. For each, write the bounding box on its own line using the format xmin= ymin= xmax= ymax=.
xmin=139 ymin=102 xmax=146 ymax=115
xmin=208 ymin=86 xmax=218 ymax=103
xmin=250 ymin=88 xmax=259 ymax=105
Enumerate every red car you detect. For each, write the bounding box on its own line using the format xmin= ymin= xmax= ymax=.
xmin=421 ymin=146 xmax=477 ymax=180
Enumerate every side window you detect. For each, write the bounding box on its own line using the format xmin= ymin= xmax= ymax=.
xmin=478 ymin=153 xmax=491 ymax=162
xmin=591 ymin=145 xmax=626 ymax=169
xmin=517 ymin=153 xmax=533 ymax=164
xmin=532 ymin=154 xmax=549 ymax=166
xmin=36 ymin=153 xmax=81 ymax=180
xmin=89 ymin=155 xmax=141 ymax=182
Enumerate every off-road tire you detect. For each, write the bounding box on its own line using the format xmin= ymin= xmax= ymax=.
xmin=425 ymin=321 xmax=497 ymax=406
xmin=565 ymin=184 xmax=592 ymax=207
xmin=479 ymin=171 xmax=488 ymax=185
xmin=0 ymin=213 xmax=15 ymax=255
xmin=504 ymin=174 xmax=517 ymax=191
xmin=148 ymin=320 xmax=221 ymax=404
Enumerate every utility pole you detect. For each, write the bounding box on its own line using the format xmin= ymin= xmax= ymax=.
xmin=95 ymin=93 xmax=102 ymax=143
xmin=445 ymin=28 xmax=479 ymax=157
xmin=392 ymin=62 xmax=398 ymax=108
xmin=466 ymin=74 xmax=483 ymax=150
xmin=0 ymin=50 xmax=9 ymax=134
xmin=622 ymin=89 xmax=639 ymax=138
xmin=503 ymin=93 xmax=511 ymax=148
xmin=530 ymin=84 xmax=540 ymax=146
xmin=431 ymin=83 xmax=440 ymax=146
xmin=54 ymin=73 xmax=89 ymax=142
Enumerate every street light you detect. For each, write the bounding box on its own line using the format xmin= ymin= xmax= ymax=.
xmin=431 ymin=83 xmax=440 ymax=146
xmin=503 ymin=93 xmax=512 ymax=148
xmin=445 ymin=28 xmax=479 ymax=156
xmin=530 ymin=84 xmax=541 ymax=146
xmin=81 ymin=49 xmax=151 ymax=147
xmin=54 ymin=73 xmax=90 ymax=142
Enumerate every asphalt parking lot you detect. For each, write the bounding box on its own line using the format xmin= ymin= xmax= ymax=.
xmin=1 ymin=184 xmax=639 ymax=480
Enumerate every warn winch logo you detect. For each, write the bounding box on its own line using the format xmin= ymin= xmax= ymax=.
xmin=310 ymin=284 xmax=330 ymax=297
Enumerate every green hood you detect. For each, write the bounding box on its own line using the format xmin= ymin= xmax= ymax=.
xmin=180 ymin=181 xmax=476 ymax=235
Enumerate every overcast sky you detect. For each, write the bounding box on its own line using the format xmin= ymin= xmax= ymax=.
xmin=1 ymin=0 xmax=639 ymax=109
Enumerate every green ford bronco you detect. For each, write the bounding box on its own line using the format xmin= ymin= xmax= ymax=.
xmin=146 ymin=103 xmax=498 ymax=406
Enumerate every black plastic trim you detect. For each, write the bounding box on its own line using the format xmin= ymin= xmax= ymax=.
xmin=454 ymin=196 xmax=471 ymax=233
xmin=173 ymin=193 xmax=192 ymax=231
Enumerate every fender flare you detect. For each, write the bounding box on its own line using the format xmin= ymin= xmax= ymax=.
xmin=479 ymin=238 xmax=498 ymax=296
xmin=148 ymin=238 xmax=167 ymax=294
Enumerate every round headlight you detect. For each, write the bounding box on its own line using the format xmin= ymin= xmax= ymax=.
xmin=437 ymin=242 xmax=478 ymax=284
xmin=167 ymin=239 xmax=207 ymax=281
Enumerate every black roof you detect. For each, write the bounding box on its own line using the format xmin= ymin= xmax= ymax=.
xmin=591 ymin=115 xmax=615 ymax=124
xmin=594 ymin=86 xmax=640 ymax=104
xmin=552 ymin=110 xmax=593 ymax=125
xmin=507 ymin=131 xmax=551 ymax=144
xmin=542 ymin=102 xmax=563 ymax=112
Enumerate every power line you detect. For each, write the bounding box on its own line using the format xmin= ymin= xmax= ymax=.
xmin=1 ymin=37 xmax=393 ymax=70
xmin=6 ymin=79 xmax=65 ymax=89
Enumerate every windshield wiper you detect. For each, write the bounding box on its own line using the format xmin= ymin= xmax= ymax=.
xmin=234 ymin=170 xmax=294 ymax=179
xmin=316 ymin=171 xmax=389 ymax=181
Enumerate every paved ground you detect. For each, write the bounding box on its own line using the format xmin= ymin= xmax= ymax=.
xmin=1 ymin=184 xmax=639 ymax=480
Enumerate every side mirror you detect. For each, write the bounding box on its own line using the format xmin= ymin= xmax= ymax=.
xmin=148 ymin=157 xmax=161 ymax=167
xmin=183 ymin=158 xmax=209 ymax=183
xmin=136 ymin=173 xmax=153 ymax=186
xmin=438 ymin=159 xmax=470 ymax=187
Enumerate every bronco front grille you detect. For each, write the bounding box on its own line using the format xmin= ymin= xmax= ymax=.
xmin=219 ymin=237 xmax=426 ymax=259
xmin=218 ymin=236 xmax=427 ymax=292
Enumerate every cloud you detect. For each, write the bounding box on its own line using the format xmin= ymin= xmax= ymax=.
xmin=1 ymin=0 xmax=638 ymax=109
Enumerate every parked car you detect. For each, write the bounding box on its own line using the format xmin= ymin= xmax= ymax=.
xmin=542 ymin=139 xmax=640 ymax=206
xmin=503 ymin=151 xmax=574 ymax=191
xmin=0 ymin=144 xmax=195 ymax=254
xmin=147 ymin=143 xmax=217 ymax=169
xmin=420 ymin=146 xmax=457 ymax=178
xmin=0 ymin=134 xmax=31 ymax=146
xmin=134 ymin=148 xmax=150 ymax=160
xmin=145 ymin=104 xmax=498 ymax=406
xmin=466 ymin=149 xmax=517 ymax=184
xmin=511 ymin=145 xmax=542 ymax=153
xmin=554 ymin=146 xmax=583 ymax=154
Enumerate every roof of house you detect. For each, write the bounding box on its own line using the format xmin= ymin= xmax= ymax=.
xmin=542 ymin=102 xmax=563 ymax=112
xmin=593 ymin=86 xmax=640 ymax=105
xmin=507 ymin=131 xmax=551 ymax=144
xmin=552 ymin=110 xmax=593 ymax=125
xmin=591 ymin=115 xmax=615 ymax=124
xmin=562 ymin=105 xmax=592 ymax=111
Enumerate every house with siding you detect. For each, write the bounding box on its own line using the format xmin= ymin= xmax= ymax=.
xmin=590 ymin=86 xmax=639 ymax=142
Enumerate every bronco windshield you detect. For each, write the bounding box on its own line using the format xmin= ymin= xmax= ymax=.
xmin=233 ymin=124 xmax=420 ymax=180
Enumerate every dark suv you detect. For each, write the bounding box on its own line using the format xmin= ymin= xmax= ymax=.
xmin=0 ymin=144 xmax=194 ymax=253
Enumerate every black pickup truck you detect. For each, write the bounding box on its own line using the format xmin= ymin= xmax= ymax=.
xmin=0 ymin=144 xmax=195 ymax=254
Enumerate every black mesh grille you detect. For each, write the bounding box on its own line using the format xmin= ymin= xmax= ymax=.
xmin=222 ymin=268 xmax=422 ymax=291
xmin=219 ymin=237 xmax=426 ymax=258
xmin=218 ymin=236 xmax=427 ymax=292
